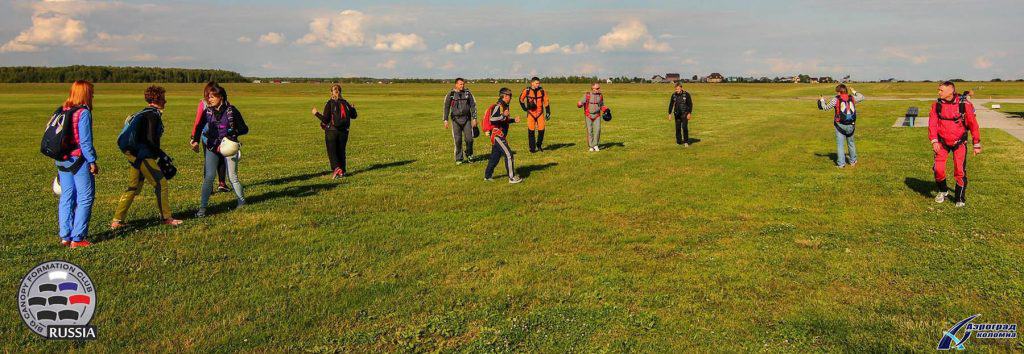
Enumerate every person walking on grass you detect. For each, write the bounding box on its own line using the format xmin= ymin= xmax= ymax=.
xmin=667 ymin=83 xmax=694 ymax=146
xmin=192 ymin=84 xmax=248 ymax=217
xmin=191 ymin=82 xmax=229 ymax=193
xmin=443 ymin=78 xmax=478 ymax=164
xmin=818 ymin=84 xmax=865 ymax=168
xmin=578 ymin=83 xmax=608 ymax=151
xmin=49 ymin=80 xmax=99 ymax=248
xmin=111 ymin=86 xmax=183 ymax=229
xmin=484 ymin=88 xmax=523 ymax=184
xmin=519 ymin=77 xmax=551 ymax=153
xmin=312 ymin=84 xmax=358 ymax=179
xmin=930 ymin=81 xmax=981 ymax=207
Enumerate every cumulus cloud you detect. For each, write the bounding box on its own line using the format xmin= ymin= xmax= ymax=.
xmin=295 ymin=10 xmax=367 ymax=48
xmin=377 ymin=58 xmax=397 ymax=69
xmin=515 ymin=41 xmax=533 ymax=54
xmin=128 ymin=53 xmax=158 ymax=61
xmin=596 ymin=19 xmax=670 ymax=52
xmin=373 ymin=33 xmax=426 ymax=52
xmin=444 ymin=41 xmax=475 ymax=53
xmin=259 ymin=32 xmax=285 ymax=45
xmin=973 ymin=52 xmax=1006 ymax=69
xmin=881 ymin=47 xmax=928 ymax=64
xmin=763 ymin=58 xmax=844 ymax=74
xmin=1 ymin=12 xmax=86 ymax=52
xmin=535 ymin=42 xmax=588 ymax=54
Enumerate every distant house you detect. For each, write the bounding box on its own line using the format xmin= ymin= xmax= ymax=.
xmin=818 ymin=76 xmax=835 ymax=83
xmin=605 ymin=78 xmax=613 ymax=83
xmin=706 ymin=73 xmax=724 ymax=83
xmin=665 ymin=73 xmax=681 ymax=83
xmin=272 ymin=80 xmax=282 ymax=84
xmin=252 ymin=80 xmax=262 ymax=84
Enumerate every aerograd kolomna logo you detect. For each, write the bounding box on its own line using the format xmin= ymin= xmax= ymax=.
xmin=18 ymin=260 xmax=98 ymax=340
xmin=937 ymin=314 xmax=1017 ymax=350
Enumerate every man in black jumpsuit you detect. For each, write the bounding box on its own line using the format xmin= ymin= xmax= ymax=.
xmin=667 ymin=83 xmax=694 ymax=146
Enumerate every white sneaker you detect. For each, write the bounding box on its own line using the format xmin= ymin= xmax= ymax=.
xmin=195 ymin=208 xmax=207 ymax=218
xmin=955 ymin=202 xmax=965 ymax=208
xmin=594 ymin=146 xmax=600 ymax=152
xmin=935 ymin=191 xmax=948 ymax=203
xmin=509 ymin=176 xmax=523 ymax=184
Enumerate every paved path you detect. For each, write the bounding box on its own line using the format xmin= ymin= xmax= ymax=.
xmin=889 ymin=98 xmax=1024 ymax=143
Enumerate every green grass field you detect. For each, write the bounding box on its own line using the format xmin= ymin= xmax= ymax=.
xmin=1 ymin=82 xmax=1022 ymax=352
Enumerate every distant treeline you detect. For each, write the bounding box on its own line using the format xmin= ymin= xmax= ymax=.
xmin=0 ymin=66 xmax=248 ymax=83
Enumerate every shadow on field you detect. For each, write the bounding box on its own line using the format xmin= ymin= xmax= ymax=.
xmin=683 ymin=138 xmax=702 ymax=145
xmin=543 ymin=143 xmax=575 ymax=151
xmin=348 ymin=159 xmax=416 ymax=176
xmin=252 ymin=171 xmax=332 ymax=186
xmin=518 ymin=162 xmax=558 ymax=178
xmin=814 ymin=152 xmax=840 ymax=165
xmin=904 ymin=177 xmax=935 ymax=198
xmin=1008 ymin=112 xmax=1024 ymax=119
xmin=598 ymin=142 xmax=625 ymax=150
xmin=97 ymin=182 xmax=342 ymax=243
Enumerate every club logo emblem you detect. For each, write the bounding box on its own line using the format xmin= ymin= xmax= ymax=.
xmin=17 ymin=260 xmax=98 ymax=340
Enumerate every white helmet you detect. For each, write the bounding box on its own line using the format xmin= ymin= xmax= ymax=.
xmin=52 ymin=177 xmax=61 ymax=195
xmin=219 ymin=138 xmax=240 ymax=157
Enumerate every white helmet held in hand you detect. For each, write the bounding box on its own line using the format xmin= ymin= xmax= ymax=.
xmin=219 ymin=138 xmax=240 ymax=157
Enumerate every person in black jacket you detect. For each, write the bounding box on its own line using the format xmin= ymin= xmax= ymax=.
xmin=112 ymin=86 xmax=182 ymax=228
xmin=667 ymin=83 xmax=694 ymax=146
xmin=192 ymin=84 xmax=248 ymax=217
xmin=443 ymin=78 xmax=478 ymax=164
xmin=312 ymin=84 xmax=357 ymax=179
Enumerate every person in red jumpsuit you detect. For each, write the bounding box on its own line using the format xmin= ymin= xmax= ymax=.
xmin=929 ymin=81 xmax=982 ymax=207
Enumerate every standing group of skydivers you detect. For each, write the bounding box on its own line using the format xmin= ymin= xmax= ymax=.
xmin=442 ymin=77 xmax=695 ymax=182
xmin=40 ymin=78 xmax=979 ymax=248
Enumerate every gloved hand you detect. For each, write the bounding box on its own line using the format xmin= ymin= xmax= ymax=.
xmin=545 ymin=112 xmax=551 ymax=121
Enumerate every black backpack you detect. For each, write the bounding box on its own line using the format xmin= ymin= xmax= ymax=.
xmin=40 ymin=106 xmax=82 ymax=160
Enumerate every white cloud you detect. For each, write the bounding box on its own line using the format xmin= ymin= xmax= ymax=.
xmin=596 ymin=19 xmax=670 ymax=53
xmin=444 ymin=41 xmax=475 ymax=53
xmin=259 ymin=32 xmax=285 ymax=45
xmin=1 ymin=12 xmax=86 ymax=52
xmin=377 ymin=59 xmax=397 ymax=69
xmin=974 ymin=56 xmax=992 ymax=69
xmin=515 ymin=41 xmax=533 ymax=54
xmin=973 ymin=52 xmax=1006 ymax=69
xmin=237 ymin=36 xmax=252 ymax=43
xmin=373 ymin=33 xmax=426 ymax=52
xmin=295 ymin=10 xmax=367 ymax=48
xmin=881 ymin=47 xmax=928 ymax=64
xmin=681 ymin=58 xmax=698 ymax=65
xmin=535 ymin=42 xmax=588 ymax=54
xmin=128 ymin=53 xmax=158 ymax=61
xmin=763 ymin=58 xmax=844 ymax=74
xmin=577 ymin=63 xmax=600 ymax=75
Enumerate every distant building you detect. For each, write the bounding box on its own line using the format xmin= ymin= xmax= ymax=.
xmin=706 ymin=73 xmax=724 ymax=83
xmin=665 ymin=73 xmax=681 ymax=83
xmin=651 ymin=75 xmax=665 ymax=83
xmin=252 ymin=80 xmax=262 ymax=84
xmin=818 ymin=76 xmax=835 ymax=83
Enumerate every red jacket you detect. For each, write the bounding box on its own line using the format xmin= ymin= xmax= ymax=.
xmin=928 ymin=96 xmax=980 ymax=146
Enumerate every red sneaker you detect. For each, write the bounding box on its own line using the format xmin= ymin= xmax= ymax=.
xmin=162 ymin=218 xmax=183 ymax=227
xmin=60 ymin=239 xmax=70 ymax=247
xmin=110 ymin=220 xmax=126 ymax=230
xmin=70 ymin=240 xmax=92 ymax=248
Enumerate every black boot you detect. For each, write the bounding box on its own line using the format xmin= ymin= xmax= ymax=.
xmin=528 ymin=130 xmax=537 ymax=153
xmin=537 ymin=129 xmax=545 ymax=151
xmin=936 ymin=179 xmax=948 ymax=194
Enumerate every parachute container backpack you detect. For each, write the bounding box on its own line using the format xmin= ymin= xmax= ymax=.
xmin=833 ymin=95 xmax=857 ymax=137
xmin=40 ymin=106 xmax=82 ymax=160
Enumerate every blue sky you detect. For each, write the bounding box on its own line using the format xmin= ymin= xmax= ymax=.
xmin=0 ymin=0 xmax=1021 ymax=80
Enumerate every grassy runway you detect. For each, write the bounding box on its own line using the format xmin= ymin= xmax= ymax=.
xmin=1 ymin=82 xmax=1022 ymax=351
